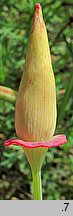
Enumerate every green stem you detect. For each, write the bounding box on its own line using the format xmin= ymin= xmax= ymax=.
xmin=32 ymin=170 xmax=42 ymax=200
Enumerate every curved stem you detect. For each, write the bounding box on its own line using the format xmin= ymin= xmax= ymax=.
xmin=32 ymin=170 xmax=42 ymax=200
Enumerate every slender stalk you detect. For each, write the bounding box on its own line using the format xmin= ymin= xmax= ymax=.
xmin=32 ymin=170 xmax=42 ymax=200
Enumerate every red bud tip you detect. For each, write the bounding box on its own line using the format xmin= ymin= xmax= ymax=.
xmin=35 ymin=3 xmax=41 ymax=11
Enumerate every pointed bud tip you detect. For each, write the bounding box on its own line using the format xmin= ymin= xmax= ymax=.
xmin=34 ymin=3 xmax=41 ymax=11
xmin=33 ymin=3 xmax=42 ymax=25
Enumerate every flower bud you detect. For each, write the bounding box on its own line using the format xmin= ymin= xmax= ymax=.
xmin=15 ymin=4 xmax=57 ymax=142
